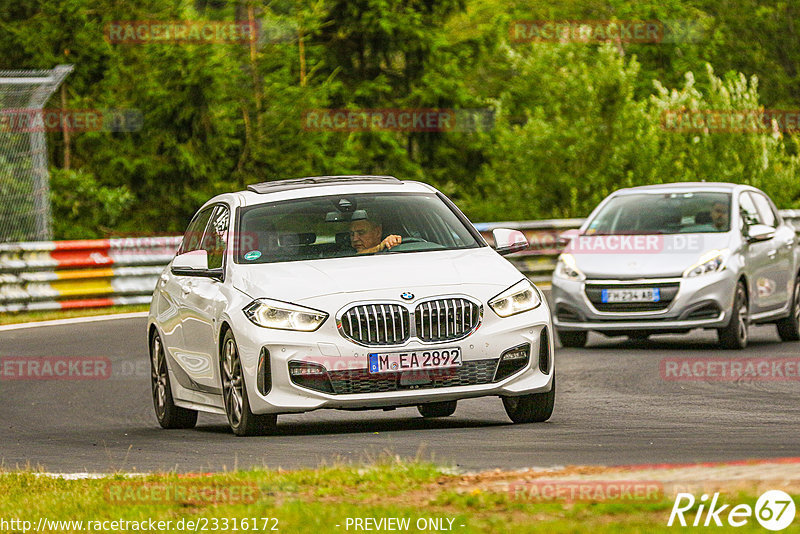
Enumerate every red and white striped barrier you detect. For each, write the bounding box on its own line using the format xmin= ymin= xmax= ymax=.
xmin=0 ymin=237 xmax=181 ymax=313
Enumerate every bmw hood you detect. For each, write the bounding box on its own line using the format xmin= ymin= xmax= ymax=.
xmin=231 ymin=247 xmax=523 ymax=303
xmin=566 ymin=233 xmax=733 ymax=278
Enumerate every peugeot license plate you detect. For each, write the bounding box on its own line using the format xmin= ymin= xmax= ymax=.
xmin=601 ymin=288 xmax=660 ymax=303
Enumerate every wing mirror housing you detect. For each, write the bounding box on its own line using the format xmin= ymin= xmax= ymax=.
xmin=746 ymin=224 xmax=776 ymax=243
xmin=171 ymin=249 xmax=221 ymax=279
xmin=492 ymin=228 xmax=529 ymax=256
xmin=558 ymin=229 xmax=581 ymax=248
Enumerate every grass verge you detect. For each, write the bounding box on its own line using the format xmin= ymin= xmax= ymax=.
xmin=1 ymin=460 xmax=796 ymax=533
xmin=0 ymin=305 xmax=149 ymax=325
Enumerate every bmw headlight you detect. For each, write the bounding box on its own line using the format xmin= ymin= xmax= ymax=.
xmin=553 ymin=253 xmax=586 ymax=281
xmin=489 ymin=279 xmax=542 ymax=317
xmin=243 ymin=299 xmax=328 ymax=331
xmin=683 ymin=249 xmax=729 ymax=278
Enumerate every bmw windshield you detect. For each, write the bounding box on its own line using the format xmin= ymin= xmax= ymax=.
xmin=585 ymin=192 xmax=732 ymax=235
xmin=236 ymin=192 xmax=481 ymax=264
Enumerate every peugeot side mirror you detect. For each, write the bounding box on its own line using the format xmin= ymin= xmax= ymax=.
xmin=746 ymin=224 xmax=776 ymax=243
xmin=558 ymin=229 xmax=581 ymax=248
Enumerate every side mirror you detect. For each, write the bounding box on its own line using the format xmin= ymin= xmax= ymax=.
xmin=492 ymin=228 xmax=528 ymax=256
xmin=746 ymin=224 xmax=776 ymax=243
xmin=172 ymin=249 xmax=209 ymax=274
xmin=558 ymin=229 xmax=581 ymax=248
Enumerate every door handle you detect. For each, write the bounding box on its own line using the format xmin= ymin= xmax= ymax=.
xmin=768 ymin=250 xmax=777 ymax=259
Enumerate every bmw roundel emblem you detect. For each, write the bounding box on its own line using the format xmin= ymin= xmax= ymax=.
xmin=401 ymin=292 xmax=414 ymax=300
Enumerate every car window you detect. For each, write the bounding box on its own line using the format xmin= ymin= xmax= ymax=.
xmin=235 ymin=192 xmax=480 ymax=264
xmin=750 ymin=193 xmax=778 ymax=228
xmin=178 ymin=207 xmax=214 ymax=255
xmin=738 ymin=192 xmax=762 ymax=227
xmin=585 ymin=192 xmax=731 ymax=235
xmin=201 ymin=205 xmax=230 ymax=270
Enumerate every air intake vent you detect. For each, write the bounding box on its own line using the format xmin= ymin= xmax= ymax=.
xmin=339 ymin=304 xmax=411 ymax=345
xmin=415 ymin=298 xmax=481 ymax=342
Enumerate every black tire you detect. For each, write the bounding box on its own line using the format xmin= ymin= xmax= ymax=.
xmin=718 ymin=281 xmax=749 ymax=350
xmin=417 ymin=401 xmax=457 ymax=418
xmin=150 ymin=331 xmax=198 ymax=429
xmin=221 ymin=330 xmax=277 ymax=436
xmin=627 ymin=332 xmax=650 ymax=341
xmin=502 ymin=373 xmax=555 ymax=423
xmin=776 ymin=275 xmax=800 ymax=342
xmin=557 ymin=329 xmax=587 ymax=348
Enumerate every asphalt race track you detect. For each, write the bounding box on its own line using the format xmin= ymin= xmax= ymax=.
xmin=1 ymin=314 xmax=799 ymax=473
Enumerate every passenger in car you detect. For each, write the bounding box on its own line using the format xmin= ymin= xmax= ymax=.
xmin=349 ymin=216 xmax=402 ymax=254
xmin=711 ymin=201 xmax=729 ymax=230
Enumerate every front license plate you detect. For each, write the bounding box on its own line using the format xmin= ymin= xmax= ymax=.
xmin=601 ymin=288 xmax=660 ymax=303
xmin=368 ymin=348 xmax=462 ymax=374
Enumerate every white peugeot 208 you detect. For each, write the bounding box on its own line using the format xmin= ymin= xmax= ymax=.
xmin=148 ymin=176 xmax=554 ymax=435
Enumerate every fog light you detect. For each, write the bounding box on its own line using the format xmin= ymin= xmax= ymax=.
xmin=494 ymin=343 xmax=530 ymax=381
xmin=288 ymin=361 xmax=334 ymax=393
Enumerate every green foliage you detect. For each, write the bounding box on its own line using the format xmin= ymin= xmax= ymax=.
xmin=49 ymin=168 xmax=133 ymax=238
xmin=0 ymin=0 xmax=799 ymax=238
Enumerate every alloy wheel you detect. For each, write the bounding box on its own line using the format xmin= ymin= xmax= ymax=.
xmin=737 ymin=286 xmax=749 ymax=346
xmin=151 ymin=335 xmax=168 ymax=418
xmin=222 ymin=338 xmax=244 ymax=428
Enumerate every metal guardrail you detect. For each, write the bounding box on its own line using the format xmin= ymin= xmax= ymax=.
xmin=1 ymin=212 xmax=798 ymax=313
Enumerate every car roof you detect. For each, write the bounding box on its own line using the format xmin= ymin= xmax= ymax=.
xmin=202 ymin=176 xmax=439 ymax=209
xmin=612 ymin=182 xmax=753 ymax=195
xmin=246 ymin=175 xmax=402 ymax=194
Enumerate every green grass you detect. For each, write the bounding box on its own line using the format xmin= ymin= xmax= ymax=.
xmin=1 ymin=460 xmax=796 ymax=533
xmin=0 ymin=304 xmax=149 ymax=325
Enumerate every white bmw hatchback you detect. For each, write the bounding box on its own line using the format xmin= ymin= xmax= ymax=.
xmin=148 ymin=176 xmax=554 ymax=435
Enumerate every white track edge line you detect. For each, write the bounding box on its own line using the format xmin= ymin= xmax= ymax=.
xmin=0 ymin=311 xmax=149 ymax=331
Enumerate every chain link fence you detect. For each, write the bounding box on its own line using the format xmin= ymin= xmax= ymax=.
xmin=0 ymin=65 xmax=72 ymax=243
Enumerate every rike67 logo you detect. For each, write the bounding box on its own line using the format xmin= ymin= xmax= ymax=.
xmin=668 ymin=490 xmax=796 ymax=530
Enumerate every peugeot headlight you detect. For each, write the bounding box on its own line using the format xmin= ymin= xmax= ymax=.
xmin=553 ymin=253 xmax=586 ymax=281
xmin=683 ymin=249 xmax=729 ymax=278
xmin=243 ymin=299 xmax=328 ymax=331
xmin=489 ymin=279 xmax=542 ymax=317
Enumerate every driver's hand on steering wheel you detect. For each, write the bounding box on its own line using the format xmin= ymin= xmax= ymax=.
xmin=379 ymin=235 xmax=402 ymax=252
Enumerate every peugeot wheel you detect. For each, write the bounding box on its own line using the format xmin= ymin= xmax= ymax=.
xmin=718 ymin=281 xmax=749 ymax=350
xmin=777 ymin=275 xmax=800 ymax=342
xmin=557 ymin=329 xmax=587 ymax=348
xmin=418 ymin=401 xmax=457 ymax=418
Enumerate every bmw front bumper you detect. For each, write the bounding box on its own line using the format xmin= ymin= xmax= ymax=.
xmin=233 ymin=303 xmax=554 ymax=415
